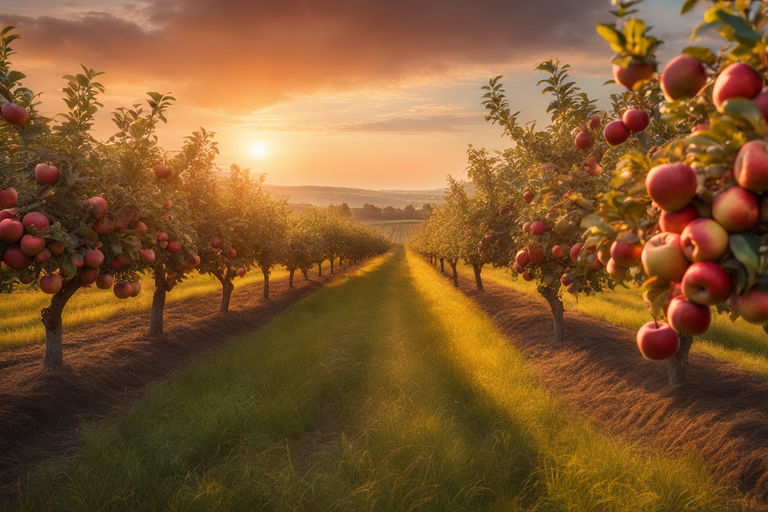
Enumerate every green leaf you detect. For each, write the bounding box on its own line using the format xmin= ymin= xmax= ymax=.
xmin=713 ymin=9 xmax=761 ymax=43
xmin=721 ymin=98 xmax=768 ymax=136
xmin=681 ymin=0 xmax=698 ymax=14
xmin=682 ymin=46 xmax=716 ymax=64
xmin=74 ymin=226 xmax=98 ymax=242
xmin=642 ymin=277 xmax=671 ymax=319
xmin=596 ymin=24 xmax=626 ymax=54
xmin=692 ymin=20 xmax=722 ymax=41
xmin=730 ymin=233 xmax=760 ymax=291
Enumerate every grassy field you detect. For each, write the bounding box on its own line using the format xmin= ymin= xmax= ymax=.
xmin=17 ymin=247 xmax=742 ymax=511
xmin=364 ymin=219 xmax=422 ymax=244
xmin=0 ymin=268 xmax=287 ymax=350
xmin=457 ymin=263 xmax=768 ymax=379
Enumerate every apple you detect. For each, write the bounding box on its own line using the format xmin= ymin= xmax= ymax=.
xmin=582 ymin=153 xmax=602 ymax=176
xmin=712 ymin=186 xmax=758 ymax=232
xmin=588 ymin=255 xmax=603 ymax=271
xmin=610 ymin=241 xmax=642 ymax=267
xmin=86 ymin=196 xmax=108 ymax=218
xmin=522 ymin=271 xmax=533 ymax=281
xmin=227 ymin=247 xmax=238 ymax=259
xmin=679 ymin=218 xmax=728 ymax=262
xmin=19 ymin=235 xmax=45 ymax=256
xmin=641 ymin=232 xmax=689 ymax=282
xmin=34 ymin=248 xmax=52 ymax=263
xmin=551 ymin=245 xmax=565 ymax=259
xmin=731 ymin=286 xmax=768 ymax=324
xmin=71 ymin=254 xmax=84 ymax=268
xmin=185 ymin=254 xmax=201 ymax=266
xmin=522 ymin=222 xmax=532 ymax=233
xmin=612 ymin=60 xmax=654 ymax=90
xmin=22 ymin=212 xmax=50 ymax=231
xmin=84 ymin=249 xmax=104 ymax=268
xmin=645 ymin=163 xmax=697 ymax=212
xmin=0 ymin=188 xmax=17 ymax=208
xmin=513 ymin=262 xmax=525 ymax=273
xmin=734 ymin=140 xmax=768 ymax=192
xmin=167 ymin=241 xmax=182 ymax=254
xmin=113 ymin=281 xmax=133 ymax=299
xmin=110 ymin=253 xmax=131 ymax=270
xmin=524 ymin=190 xmax=534 ymax=203
xmin=607 ymin=259 xmax=628 ymax=281
xmin=667 ymin=296 xmax=711 ymax=335
xmin=660 ymin=54 xmax=706 ymax=101
xmin=33 ymin=163 xmax=59 ymax=185
xmin=570 ymin=242 xmax=584 ymax=263
xmin=713 ymin=62 xmax=762 ymax=110
xmin=139 ymin=248 xmax=156 ymax=264
xmin=603 ymin=120 xmax=630 ymax=146
xmin=236 ymin=267 xmax=246 ymax=277
xmin=93 ymin=218 xmax=115 ymax=234
xmin=682 ymin=261 xmax=732 ymax=305
xmin=755 ymin=88 xmax=768 ymax=123
xmin=561 ymin=273 xmax=574 ymax=286
xmin=130 ymin=282 xmax=142 ymax=297
xmin=530 ymin=221 xmax=546 ymax=235
xmin=1 ymin=102 xmax=28 ymax=125
xmin=0 ymin=208 xmax=16 ymax=221
xmin=48 ymin=241 xmax=65 ymax=255
xmin=528 ymin=247 xmax=544 ymax=264
xmin=588 ymin=115 xmax=601 ymax=130
xmin=515 ymin=250 xmax=530 ymax=267
xmin=156 ymin=232 xmax=169 ymax=242
xmin=574 ymin=130 xmax=594 ymax=150
xmin=0 ymin=219 xmax=23 ymax=243
xmin=96 ymin=274 xmax=114 ymax=290
xmin=40 ymin=274 xmax=63 ymax=295
xmin=621 ymin=109 xmax=650 ymax=133
xmin=211 ymin=237 xmax=222 ymax=248
xmin=163 ymin=200 xmax=172 ymax=209
xmin=662 ymin=283 xmax=684 ymax=316
xmin=3 ymin=247 xmax=30 ymax=270
xmin=659 ymin=205 xmax=698 ymax=233
xmin=636 ymin=321 xmax=679 ymax=360
xmin=80 ymin=267 xmax=99 ymax=284
xmin=154 ymin=165 xmax=172 ymax=179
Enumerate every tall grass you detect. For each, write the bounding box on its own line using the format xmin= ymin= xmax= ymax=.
xmin=16 ymin=247 xmax=742 ymax=511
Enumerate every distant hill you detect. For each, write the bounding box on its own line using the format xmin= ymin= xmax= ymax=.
xmin=262 ymin=185 xmax=446 ymax=208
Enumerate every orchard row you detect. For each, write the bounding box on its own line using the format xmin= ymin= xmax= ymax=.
xmin=413 ymin=0 xmax=768 ymax=386
xmin=0 ymin=27 xmax=389 ymax=369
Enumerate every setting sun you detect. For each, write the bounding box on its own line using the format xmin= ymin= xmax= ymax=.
xmin=249 ymin=140 xmax=268 ymax=159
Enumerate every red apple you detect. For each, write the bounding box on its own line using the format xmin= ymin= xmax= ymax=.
xmin=156 ymin=232 xmax=169 ymax=242
xmin=0 ymin=188 xmax=17 ymax=208
xmin=659 ymin=205 xmax=698 ymax=233
xmin=551 ymin=245 xmax=565 ymax=259
xmin=167 ymin=241 xmax=182 ymax=254
xmin=636 ymin=321 xmax=679 ymax=360
xmin=588 ymin=255 xmax=603 ymax=271
xmin=660 ymin=54 xmax=706 ymax=102
xmin=96 ymin=274 xmax=114 ymax=290
xmin=236 ymin=267 xmax=246 ymax=277
xmin=3 ymin=246 xmax=30 ymax=270
xmin=713 ymin=62 xmax=762 ymax=110
xmin=515 ymin=250 xmax=530 ymax=268
xmin=731 ymin=286 xmax=768 ymax=324
xmin=561 ymin=273 xmax=574 ymax=286
xmin=34 ymin=248 xmax=51 ymax=263
xmin=612 ymin=60 xmax=654 ymax=90
xmin=227 ymin=247 xmax=238 ymax=259
xmin=154 ymin=165 xmax=172 ymax=179
xmin=607 ymin=259 xmax=628 ymax=281
xmin=34 ymin=163 xmax=59 ymax=185
xmin=48 ymin=241 xmax=65 ymax=255
xmin=574 ymin=130 xmax=594 ymax=150
xmin=570 ymin=242 xmax=584 ymax=263
xmin=139 ymin=248 xmax=156 ymax=264
xmin=0 ymin=208 xmax=16 ymax=221
xmin=610 ymin=241 xmax=642 ymax=267
xmin=734 ymin=140 xmax=768 ymax=192
xmin=621 ymin=109 xmax=650 ymax=133
xmin=641 ymin=232 xmax=689 ymax=282
xmin=0 ymin=219 xmax=23 ymax=243
xmin=530 ymin=221 xmax=546 ymax=235
xmin=134 ymin=221 xmax=148 ymax=235
xmin=22 ymin=212 xmax=50 ymax=231
xmin=84 ymin=249 xmax=104 ymax=268
xmin=712 ymin=186 xmax=758 ymax=232
xmin=513 ymin=262 xmax=525 ymax=273
xmin=80 ymin=267 xmax=99 ymax=285
xmin=524 ymin=190 xmax=534 ymax=203
xmin=682 ymin=261 xmax=732 ymax=305
xmin=522 ymin=271 xmax=533 ymax=281
xmin=667 ymin=296 xmax=711 ymax=335
xmin=522 ymin=222 xmax=532 ymax=234
xmin=211 ymin=237 xmax=222 ymax=248
xmin=19 ymin=235 xmax=45 ymax=256
xmin=130 ymin=281 xmax=142 ymax=297
xmin=1 ymin=102 xmax=28 ymax=125
xmin=185 ymin=254 xmax=201 ymax=266
xmin=93 ymin=218 xmax=115 ymax=234
xmin=71 ymin=254 xmax=84 ymax=268
xmin=679 ymin=218 xmax=728 ymax=262
xmin=755 ymin=88 xmax=768 ymax=123
xmin=40 ymin=274 xmax=63 ymax=294
xmin=163 ymin=200 xmax=172 ymax=209
xmin=588 ymin=115 xmax=601 ymax=130
xmin=645 ymin=163 xmax=697 ymax=212
xmin=86 ymin=196 xmax=108 ymax=218
xmin=604 ymin=120 xmax=630 ymax=146
xmin=113 ymin=281 xmax=132 ymax=299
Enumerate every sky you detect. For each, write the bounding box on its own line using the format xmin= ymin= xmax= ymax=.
xmin=0 ymin=0 xmax=701 ymax=190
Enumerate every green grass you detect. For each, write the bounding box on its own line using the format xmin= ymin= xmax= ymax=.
xmin=17 ymin=247 xmax=743 ymax=511
xmin=0 ymin=268 xmax=287 ymax=350
xmin=461 ymin=263 xmax=768 ymax=379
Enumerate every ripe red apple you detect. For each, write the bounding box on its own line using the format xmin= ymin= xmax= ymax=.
xmin=667 ymin=296 xmax=711 ymax=335
xmin=604 ymin=120 xmax=630 ymax=146
xmin=513 ymin=262 xmax=525 ymax=273
xmin=561 ymin=273 xmax=574 ymax=286
xmin=0 ymin=188 xmax=17 ymax=208
xmin=551 ymin=245 xmax=565 ymax=259
xmin=612 ymin=60 xmax=654 ymax=90
xmin=134 ymin=221 xmax=148 ymax=235
xmin=3 ymin=246 xmax=30 ymax=270
xmin=659 ymin=205 xmax=698 ymax=233
xmin=236 ymin=267 xmax=246 ymax=277
xmin=0 ymin=219 xmax=23 ymax=243
xmin=40 ymin=274 xmax=63 ymax=294
xmin=731 ymin=286 xmax=768 ymax=324
xmin=570 ymin=242 xmax=584 ymax=263
xmin=522 ymin=222 xmax=532 ymax=234
xmin=139 ymin=248 xmax=155 ymax=264
xmin=588 ymin=115 xmax=601 ymax=130
xmin=156 ymin=232 xmax=169 ymax=242
xmin=679 ymin=218 xmax=728 ymax=262
xmin=734 ymin=140 xmax=768 ymax=192
xmin=211 ymin=237 xmax=222 ymax=248
xmin=227 ymin=247 xmax=238 ymax=259
xmin=34 ymin=248 xmax=52 ymax=263
xmin=80 ymin=267 xmax=99 ymax=285
xmin=607 ymin=259 xmax=628 ymax=281
xmin=528 ymin=247 xmax=544 ymax=264
xmin=682 ymin=261 xmax=732 ymax=305
xmin=755 ymin=88 xmax=768 ymax=123
xmin=516 ymin=250 xmax=531 ymax=268
xmin=163 ymin=200 xmax=172 ymax=209
xmin=645 ymin=163 xmax=697 ymax=212
xmin=712 ymin=186 xmax=758 ymax=232
xmin=621 ymin=109 xmax=650 ymax=133
xmin=34 ymin=163 xmax=59 ymax=185
xmin=522 ymin=271 xmax=533 ymax=281
xmin=113 ymin=281 xmax=132 ymax=299
xmin=185 ymin=254 xmax=201 ymax=266
xmin=22 ymin=212 xmax=50 ymax=231
xmin=154 ymin=165 xmax=172 ymax=179
xmin=530 ymin=221 xmax=546 ymax=235
xmin=610 ymin=241 xmax=642 ymax=267
xmin=48 ymin=241 xmax=65 ymax=255
xmin=524 ymin=190 xmax=534 ymax=203
xmin=83 ymin=249 xmax=104 ymax=268
xmin=0 ymin=208 xmax=16 ymax=221
xmin=167 ymin=241 xmax=182 ymax=254
xmin=713 ymin=62 xmax=762 ymax=110
xmin=19 ymin=235 xmax=45 ymax=256
xmin=86 ymin=196 xmax=108 ymax=218
xmin=71 ymin=254 xmax=84 ymax=268
xmin=130 ymin=281 xmax=142 ymax=297
xmin=636 ymin=321 xmax=679 ymax=360
xmin=96 ymin=274 xmax=114 ymax=290
xmin=660 ymin=54 xmax=706 ymax=102
xmin=1 ymin=102 xmax=28 ymax=125
xmin=574 ymin=130 xmax=594 ymax=150
xmin=641 ymin=232 xmax=689 ymax=282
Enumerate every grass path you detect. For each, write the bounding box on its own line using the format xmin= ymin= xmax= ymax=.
xmin=17 ymin=248 xmax=742 ymax=511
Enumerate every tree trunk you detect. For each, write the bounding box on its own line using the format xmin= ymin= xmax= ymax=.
xmin=440 ymin=257 xmax=445 ymax=273
xmin=667 ymin=334 xmax=693 ymax=386
xmin=289 ymin=269 xmax=295 ymax=288
xmin=471 ymin=262 xmax=483 ymax=291
xmin=318 ymin=261 xmax=322 ymax=276
xmin=262 ymin=267 xmax=270 ymax=299
xmin=302 ymin=269 xmax=309 ymax=280
xmin=541 ymin=288 xmax=564 ymax=344
xmin=41 ymin=277 xmax=82 ymax=369
xmin=149 ymin=267 xmax=167 ymax=336
xmin=451 ymin=263 xmax=458 ymax=287
xmin=339 ymin=256 xmax=343 ymax=268
xmin=219 ymin=278 xmax=234 ymax=313
xmin=330 ymin=257 xmax=334 ymax=274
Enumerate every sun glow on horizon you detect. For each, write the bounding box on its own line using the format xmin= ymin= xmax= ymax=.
xmin=249 ymin=140 xmax=268 ymax=159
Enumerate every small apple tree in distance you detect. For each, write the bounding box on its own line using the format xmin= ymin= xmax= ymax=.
xmin=587 ymin=0 xmax=768 ymax=384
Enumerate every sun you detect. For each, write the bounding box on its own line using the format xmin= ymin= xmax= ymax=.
xmin=249 ymin=140 xmax=268 ymax=159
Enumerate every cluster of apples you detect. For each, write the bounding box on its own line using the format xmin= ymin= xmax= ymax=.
xmin=209 ymin=236 xmax=245 ymax=278
xmin=572 ymin=116 xmax=606 ymax=176
xmin=634 ymin=56 xmax=768 ymax=360
xmin=604 ymin=109 xmax=650 ymax=146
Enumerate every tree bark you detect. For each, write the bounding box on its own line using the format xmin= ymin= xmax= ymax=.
xmin=149 ymin=267 xmax=167 ymax=336
xmin=302 ymin=269 xmax=309 ymax=280
xmin=330 ymin=257 xmax=334 ymax=274
xmin=41 ymin=277 xmax=82 ymax=369
xmin=219 ymin=278 xmax=233 ymax=313
xmin=667 ymin=334 xmax=693 ymax=386
xmin=450 ymin=262 xmax=458 ymax=287
xmin=318 ymin=261 xmax=322 ymax=276
xmin=289 ymin=269 xmax=295 ymax=288
xmin=262 ymin=267 xmax=270 ymax=299
xmin=471 ymin=262 xmax=484 ymax=291
xmin=541 ymin=287 xmax=565 ymax=344
xmin=440 ymin=257 xmax=445 ymax=273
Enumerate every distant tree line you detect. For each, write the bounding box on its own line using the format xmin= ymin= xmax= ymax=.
xmin=329 ymin=203 xmax=434 ymax=221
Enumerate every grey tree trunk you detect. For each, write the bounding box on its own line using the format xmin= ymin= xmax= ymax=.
xmin=471 ymin=262 xmax=484 ymax=291
xmin=542 ymin=287 xmax=564 ymax=344
xmin=42 ymin=277 xmax=82 ymax=369
xmin=289 ymin=269 xmax=295 ymax=288
xmin=149 ymin=267 xmax=167 ymax=336
xmin=667 ymin=334 xmax=693 ymax=386
xmin=262 ymin=267 xmax=270 ymax=299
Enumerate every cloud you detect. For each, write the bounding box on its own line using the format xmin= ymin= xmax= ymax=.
xmin=0 ymin=0 xmax=611 ymax=112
